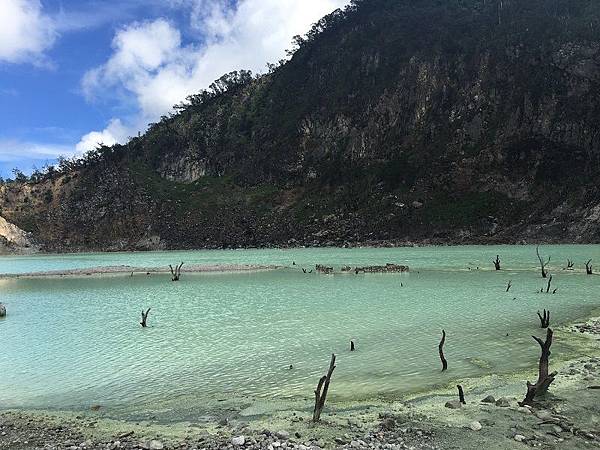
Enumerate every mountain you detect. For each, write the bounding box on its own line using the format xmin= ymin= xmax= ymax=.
xmin=2 ymin=0 xmax=600 ymax=252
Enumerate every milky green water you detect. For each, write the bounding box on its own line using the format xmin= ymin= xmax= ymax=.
xmin=0 ymin=246 xmax=599 ymax=422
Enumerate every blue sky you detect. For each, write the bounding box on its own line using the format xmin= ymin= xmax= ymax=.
xmin=0 ymin=0 xmax=348 ymax=178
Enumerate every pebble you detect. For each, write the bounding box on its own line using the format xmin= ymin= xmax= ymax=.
xmin=231 ymin=436 xmax=245 ymax=446
xmin=444 ymin=400 xmax=462 ymax=409
xmin=469 ymin=421 xmax=482 ymax=431
xmin=495 ymin=397 xmax=510 ymax=407
xmin=533 ymin=410 xmax=553 ymax=420
xmin=275 ymin=431 xmax=290 ymax=440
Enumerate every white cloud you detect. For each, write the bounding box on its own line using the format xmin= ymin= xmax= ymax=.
xmin=0 ymin=139 xmax=71 ymax=163
xmin=79 ymin=0 xmax=349 ymax=148
xmin=0 ymin=0 xmax=57 ymax=64
xmin=75 ymin=119 xmax=129 ymax=153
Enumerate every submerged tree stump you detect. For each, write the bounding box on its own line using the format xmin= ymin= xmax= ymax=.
xmin=313 ymin=354 xmax=336 ymax=422
xmin=439 ymin=330 xmax=448 ymax=371
xmin=537 ymin=309 xmax=550 ymax=328
xmin=457 ymin=385 xmax=466 ymax=404
xmin=519 ymin=328 xmax=557 ymax=406
xmin=169 ymin=262 xmax=184 ymax=281
xmin=140 ymin=308 xmax=151 ymax=327
xmin=350 ymin=340 xmax=355 ymax=352
xmin=586 ymin=259 xmax=593 ymax=275
xmin=536 ymin=246 xmax=550 ymax=278
xmin=493 ymin=255 xmax=501 ymax=271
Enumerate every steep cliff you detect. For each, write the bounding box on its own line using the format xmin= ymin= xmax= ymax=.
xmin=2 ymin=0 xmax=600 ymax=251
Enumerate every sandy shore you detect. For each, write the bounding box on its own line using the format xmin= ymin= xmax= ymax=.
xmin=0 ymin=264 xmax=281 ymax=279
xmin=1 ymin=318 xmax=600 ymax=450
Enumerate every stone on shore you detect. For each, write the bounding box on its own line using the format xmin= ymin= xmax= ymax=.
xmin=480 ymin=395 xmax=495 ymax=404
xmin=232 ymin=436 xmax=245 ymax=446
xmin=469 ymin=421 xmax=482 ymax=431
xmin=495 ymin=397 xmax=510 ymax=407
xmin=445 ymin=400 xmax=463 ymax=409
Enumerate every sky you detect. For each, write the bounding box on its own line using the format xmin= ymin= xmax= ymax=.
xmin=0 ymin=0 xmax=349 ymax=178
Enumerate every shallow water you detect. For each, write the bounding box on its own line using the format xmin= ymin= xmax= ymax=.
xmin=0 ymin=245 xmax=599 ymax=421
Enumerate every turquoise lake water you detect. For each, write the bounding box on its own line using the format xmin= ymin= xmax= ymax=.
xmin=0 ymin=246 xmax=599 ymax=421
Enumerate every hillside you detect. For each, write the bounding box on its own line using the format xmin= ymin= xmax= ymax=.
xmin=2 ymin=0 xmax=600 ymax=252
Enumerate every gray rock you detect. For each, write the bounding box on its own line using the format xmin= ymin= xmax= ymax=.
xmin=275 ymin=431 xmax=289 ymax=440
xmin=481 ymin=395 xmax=495 ymax=404
xmin=0 ymin=303 xmax=5 ymax=317
xmin=514 ymin=434 xmax=526 ymax=442
xmin=232 ymin=436 xmax=245 ymax=446
xmin=445 ymin=400 xmax=463 ymax=409
xmin=149 ymin=441 xmax=164 ymax=450
xmin=469 ymin=421 xmax=482 ymax=431
xmin=495 ymin=397 xmax=510 ymax=407
xmin=534 ymin=410 xmax=553 ymax=420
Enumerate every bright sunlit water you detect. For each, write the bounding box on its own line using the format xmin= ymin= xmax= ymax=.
xmin=1 ymin=246 xmax=599 ymax=421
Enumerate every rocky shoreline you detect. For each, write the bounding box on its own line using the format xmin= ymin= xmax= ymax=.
xmin=2 ymin=319 xmax=600 ymax=450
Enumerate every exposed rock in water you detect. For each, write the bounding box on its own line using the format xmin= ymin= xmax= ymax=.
xmin=0 ymin=303 xmax=6 ymax=317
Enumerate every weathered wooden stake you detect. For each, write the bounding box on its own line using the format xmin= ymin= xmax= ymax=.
xmin=169 ymin=262 xmax=184 ymax=281
xmin=536 ymin=245 xmax=550 ymax=278
xmin=493 ymin=255 xmax=501 ymax=271
xmin=537 ymin=309 xmax=550 ymax=328
xmin=439 ymin=330 xmax=448 ymax=371
xmin=140 ymin=308 xmax=151 ymax=327
xmin=519 ymin=328 xmax=557 ymax=406
xmin=313 ymin=354 xmax=336 ymax=422
xmin=457 ymin=385 xmax=466 ymax=404
xmin=586 ymin=259 xmax=593 ymax=275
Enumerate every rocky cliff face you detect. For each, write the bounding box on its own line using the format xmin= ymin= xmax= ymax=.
xmin=2 ymin=0 xmax=600 ymax=251
xmin=0 ymin=215 xmax=37 ymax=254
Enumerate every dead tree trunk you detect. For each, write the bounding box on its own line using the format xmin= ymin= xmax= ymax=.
xmin=169 ymin=262 xmax=184 ymax=281
xmin=565 ymin=259 xmax=574 ymax=270
xmin=586 ymin=259 xmax=593 ymax=275
xmin=536 ymin=246 xmax=550 ymax=278
xmin=457 ymin=385 xmax=466 ymax=404
xmin=439 ymin=330 xmax=448 ymax=371
xmin=546 ymin=275 xmax=553 ymax=293
xmin=519 ymin=328 xmax=557 ymax=406
xmin=493 ymin=255 xmax=501 ymax=271
xmin=140 ymin=308 xmax=151 ymax=327
xmin=537 ymin=309 xmax=550 ymax=328
xmin=313 ymin=354 xmax=336 ymax=422
xmin=506 ymin=280 xmax=512 ymax=292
